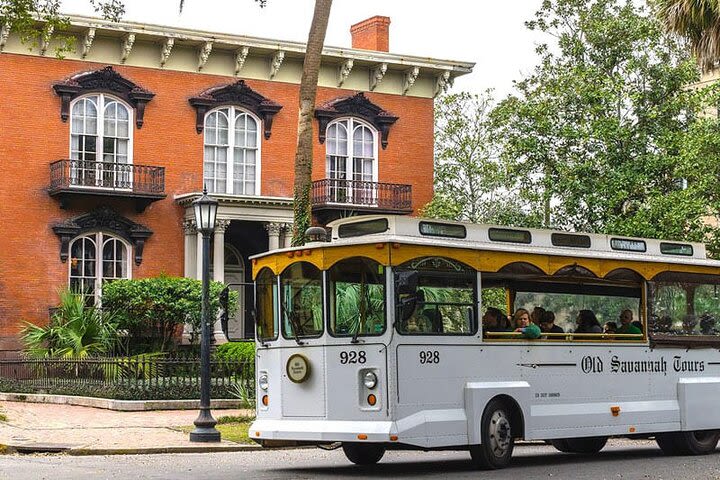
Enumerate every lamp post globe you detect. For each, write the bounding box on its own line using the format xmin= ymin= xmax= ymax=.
xmin=190 ymin=187 xmax=221 ymax=443
xmin=193 ymin=187 xmax=219 ymax=234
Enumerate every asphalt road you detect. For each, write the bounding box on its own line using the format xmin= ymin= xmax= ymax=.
xmin=1 ymin=440 xmax=720 ymax=480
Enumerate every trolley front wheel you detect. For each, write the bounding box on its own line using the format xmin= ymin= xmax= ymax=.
xmin=469 ymin=398 xmax=515 ymax=469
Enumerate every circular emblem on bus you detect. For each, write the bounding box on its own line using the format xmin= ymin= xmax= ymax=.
xmin=286 ymin=354 xmax=311 ymax=383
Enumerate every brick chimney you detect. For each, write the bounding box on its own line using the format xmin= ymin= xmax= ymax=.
xmin=350 ymin=16 xmax=391 ymax=52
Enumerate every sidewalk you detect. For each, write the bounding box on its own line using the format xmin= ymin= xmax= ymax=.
xmin=0 ymin=401 xmax=259 ymax=455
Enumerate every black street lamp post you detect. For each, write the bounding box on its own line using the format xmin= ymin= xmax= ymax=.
xmin=190 ymin=188 xmax=221 ymax=443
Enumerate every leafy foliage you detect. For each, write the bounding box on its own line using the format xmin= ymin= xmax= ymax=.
xmin=213 ymin=341 xmax=255 ymax=363
xmin=494 ymin=0 xmax=720 ymax=253
xmin=102 ymin=276 xmax=237 ymax=353
xmin=21 ymin=290 xmax=119 ymax=358
xmin=655 ymin=0 xmax=720 ymax=71
xmin=423 ymin=91 xmax=542 ymax=227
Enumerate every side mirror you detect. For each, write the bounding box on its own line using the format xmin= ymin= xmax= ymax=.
xmin=395 ymin=270 xmax=418 ymax=295
xmin=398 ymin=295 xmax=417 ymax=323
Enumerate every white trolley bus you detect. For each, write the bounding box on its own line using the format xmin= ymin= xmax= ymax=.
xmin=249 ymin=215 xmax=720 ymax=469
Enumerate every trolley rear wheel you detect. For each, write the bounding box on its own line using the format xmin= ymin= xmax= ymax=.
xmin=552 ymin=437 xmax=607 ymax=454
xmin=341 ymin=442 xmax=385 ymax=465
xmin=656 ymin=430 xmax=720 ymax=456
xmin=469 ymin=398 xmax=515 ymax=469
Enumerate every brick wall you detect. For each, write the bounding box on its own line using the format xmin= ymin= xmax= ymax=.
xmin=0 ymin=52 xmax=434 ymax=351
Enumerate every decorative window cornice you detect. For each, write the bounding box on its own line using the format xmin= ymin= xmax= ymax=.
xmin=52 ymin=66 xmax=156 ymax=129
xmin=52 ymin=207 xmax=153 ymax=266
xmin=188 ymin=80 xmax=283 ymax=139
xmin=314 ymin=92 xmax=399 ymax=149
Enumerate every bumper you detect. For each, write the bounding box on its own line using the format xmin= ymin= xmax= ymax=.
xmin=249 ymin=419 xmax=396 ymax=443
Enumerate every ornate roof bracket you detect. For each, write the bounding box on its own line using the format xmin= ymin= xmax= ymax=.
xmin=0 ymin=23 xmax=10 ymax=53
xmin=120 ymin=33 xmax=135 ymax=63
xmin=52 ymin=207 xmax=154 ymax=266
xmin=189 ymin=80 xmax=283 ymax=138
xmin=52 ymin=66 xmax=156 ymax=129
xmin=270 ymin=50 xmax=284 ymax=79
xmin=403 ymin=66 xmax=420 ymax=95
xmin=160 ymin=37 xmax=174 ymax=67
xmin=338 ymin=58 xmax=354 ymax=87
xmin=434 ymin=71 xmax=452 ymax=98
xmin=369 ymin=63 xmax=387 ymax=91
xmin=39 ymin=25 xmax=54 ymax=56
xmin=198 ymin=41 xmax=212 ymax=71
xmin=234 ymin=46 xmax=249 ymax=75
xmin=81 ymin=28 xmax=96 ymax=58
xmin=315 ymin=92 xmax=398 ymax=149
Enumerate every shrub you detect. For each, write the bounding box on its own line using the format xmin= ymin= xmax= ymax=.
xmin=21 ymin=290 xmax=120 ymax=358
xmin=214 ymin=342 xmax=255 ymax=363
xmin=102 ymin=275 xmax=238 ymax=353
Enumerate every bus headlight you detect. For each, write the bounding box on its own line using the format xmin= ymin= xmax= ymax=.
xmin=363 ymin=371 xmax=377 ymax=389
xmin=259 ymin=373 xmax=269 ymax=391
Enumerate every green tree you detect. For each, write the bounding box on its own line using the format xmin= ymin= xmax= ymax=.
xmin=101 ymin=276 xmax=237 ymax=353
xmin=423 ymin=91 xmax=542 ymax=227
xmin=655 ymin=0 xmax=720 ymax=71
xmin=491 ymin=0 xmax=720 ymax=253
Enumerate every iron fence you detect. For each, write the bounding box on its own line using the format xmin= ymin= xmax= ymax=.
xmin=0 ymin=355 xmax=252 ymax=400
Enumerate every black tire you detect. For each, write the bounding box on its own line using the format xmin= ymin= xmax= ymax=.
xmin=469 ymin=399 xmax=515 ymax=469
xmin=550 ymin=439 xmax=572 ymax=452
xmin=341 ymin=442 xmax=385 ymax=465
xmin=561 ymin=436 xmax=608 ymax=454
xmin=656 ymin=430 xmax=720 ymax=456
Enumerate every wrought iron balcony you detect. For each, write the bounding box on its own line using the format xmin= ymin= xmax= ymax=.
xmin=311 ymin=178 xmax=412 ymax=222
xmin=49 ymin=159 xmax=166 ymax=212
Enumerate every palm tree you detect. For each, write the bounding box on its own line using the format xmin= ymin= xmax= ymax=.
xmin=656 ymin=0 xmax=720 ymax=71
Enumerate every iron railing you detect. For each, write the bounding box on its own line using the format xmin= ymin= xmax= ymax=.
xmin=312 ymin=178 xmax=412 ymax=211
xmin=0 ymin=355 xmax=251 ymax=400
xmin=49 ymin=159 xmax=165 ymax=195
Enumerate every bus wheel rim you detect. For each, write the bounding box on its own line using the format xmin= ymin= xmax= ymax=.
xmin=488 ymin=410 xmax=511 ymax=457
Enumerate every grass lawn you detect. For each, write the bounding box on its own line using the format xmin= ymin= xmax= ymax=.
xmin=178 ymin=415 xmax=254 ymax=444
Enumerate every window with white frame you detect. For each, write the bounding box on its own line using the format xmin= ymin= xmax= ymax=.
xmin=325 ymin=118 xmax=377 ymax=204
xmin=70 ymin=94 xmax=133 ymax=189
xmin=203 ymin=107 xmax=260 ymax=195
xmin=69 ymin=232 xmax=130 ymax=305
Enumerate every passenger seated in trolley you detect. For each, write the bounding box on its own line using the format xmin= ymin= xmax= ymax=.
xmin=401 ymin=290 xmax=442 ymax=333
xmin=617 ymin=309 xmax=642 ymax=335
xmin=539 ymin=310 xmax=564 ymax=334
xmin=513 ymin=308 xmax=541 ymax=339
xmin=575 ymin=310 xmax=603 ymax=333
xmin=482 ymin=307 xmax=509 ymax=335
xmin=604 ymin=321 xmax=618 ymax=334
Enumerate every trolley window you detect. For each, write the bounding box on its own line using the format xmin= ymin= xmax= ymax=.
xmin=256 ymin=268 xmax=278 ymax=341
xmin=328 ymin=257 xmax=386 ymax=337
xmin=395 ymin=257 xmax=477 ymax=335
xmin=280 ymin=262 xmax=323 ymax=339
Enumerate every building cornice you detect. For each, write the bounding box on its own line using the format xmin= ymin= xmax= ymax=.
xmin=0 ymin=14 xmax=474 ymax=98
xmin=175 ymin=192 xmax=294 ymax=208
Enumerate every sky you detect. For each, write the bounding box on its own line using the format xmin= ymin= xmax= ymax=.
xmin=60 ymin=0 xmax=547 ymax=99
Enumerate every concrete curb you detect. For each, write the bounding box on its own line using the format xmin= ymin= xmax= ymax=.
xmin=0 ymin=393 xmax=242 ymax=411
xmin=0 ymin=442 xmax=262 ymax=456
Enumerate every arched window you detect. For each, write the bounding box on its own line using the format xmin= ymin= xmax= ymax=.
xmin=70 ymin=94 xmax=132 ymax=189
xmin=325 ymin=118 xmax=377 ymax=204
xmin=204 ymin=107 xmax=260 ymax=195
xmin=69 ymin=232 xmax=130 ymax=305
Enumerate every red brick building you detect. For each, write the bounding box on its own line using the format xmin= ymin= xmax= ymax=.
xmin=0 ymin=15 xmax=473 ymax=354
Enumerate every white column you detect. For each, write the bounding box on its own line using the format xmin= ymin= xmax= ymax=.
xmin=182 ymin=220 xmax=197 ymax=344
xmin=183 ymin=220 xmax=197 ymax=279
xmin=213 ymin=220 xmax=230 ymax=283
xmin=196 ymin=232 xmax=204 ymax=280
xmin=281 ymin=223 xmax=294 ymax=248
xmin=265 ymin=222 xmax=282 ymax=251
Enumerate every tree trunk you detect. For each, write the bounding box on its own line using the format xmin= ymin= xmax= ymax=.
xmin=292 ymin=0 xmax=333 ymax=246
